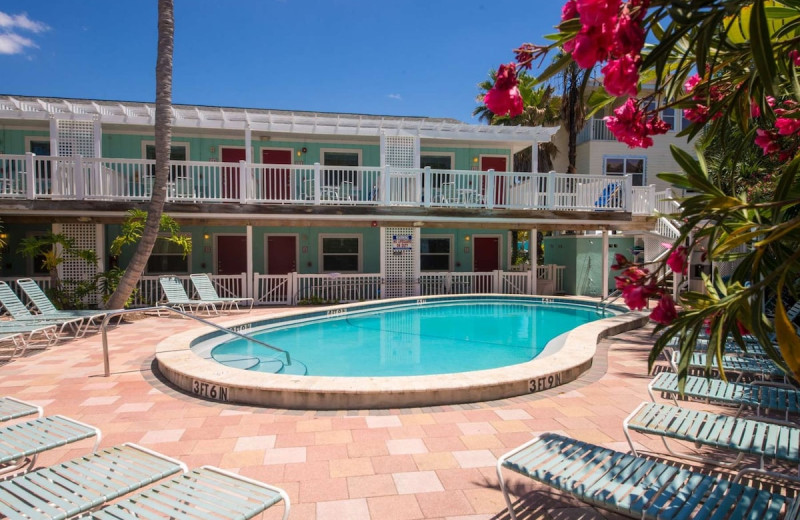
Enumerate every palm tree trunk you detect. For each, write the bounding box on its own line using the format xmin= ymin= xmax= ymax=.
xmin=566 ymin=64 xmax=579 ymax=174
xmin=106 ymin=0 xmax=174 ymax=310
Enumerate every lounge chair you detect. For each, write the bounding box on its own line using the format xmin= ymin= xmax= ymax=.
xmin=0 ymin=322 xmax=59 ymax=353
xmin=623 ymin=401 xmax=800 ymax=471
xmin=594 ymin=182 xmax=621 ymax=209
xmin=497 ymin=432 xmax=799 ymax=520
xmin=0 ymin=443 xmax=186 ymax=519
xmin=158 ymin=276 xmax=220 ymax=316
xmin=16 ymin=278 xmax=116 ymax=333
xmin=190 ymin=273 xmax=254 ymax=312
xmin=0 ymin=415 xmax=100 ymax=476
xmin=0 ymin=397 xmax=41 ymax=422
xmin=672 ymin=350 xmax=788 ymax=381
xmin=0 ymin=281 xmax=85 ymax=338
xmin=89 ymin=466 xmax=290 ymax=520
xmin=649 ymin=372 xmax=800 ymax=423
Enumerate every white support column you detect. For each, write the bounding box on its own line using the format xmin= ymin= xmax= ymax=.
xmin=379 ymin=132 xmax=386 ymax=167
xmin=530 ymin=228 xmax=537 ymax=294
xmin=412 ymin=229 xmax=421 ymax=296
xmin=246 ymin=225 xmax=253 ymax=299
xmin=244 ymin=126 xmax=252 ymax=164
xmin=531 ymin=142 xmax=539 ymax=173
xmin=413 ymin=135 xmax=420 ymax=169
xmin=601 ymin=230 xmax=609 ymax=298
xmin=379 ymin=229 xmax=387 ymax=299
xmin=93 ymin=119 xmax=102 ymax=158
xmin=49 ymin=117 xmax=58 ymax=158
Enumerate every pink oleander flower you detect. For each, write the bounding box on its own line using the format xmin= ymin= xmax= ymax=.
xmin=621 ymin=282 xmax=655 ymax=310
xmin=562 ymin=0 xmax=579 ymax=21
xmin=646 ymin=116 xmax=670 ymax=136
xmin=605 ymin=98 xmax=653 ymax=148
xmin=767 ymin=96 xmax=776 ymax=107
xmin=790 ymin=49 xmax=800 ymax=67
xmin=514 ymin=43 xmax=537 ymax=69
xmin=775 ymin=117 xmax=800 ymax=136
xmin=576 ymin=0 xmax=621 ymax=27
xmin=571 ymin=24 xmax=614 ymax=68
xmin=751 ymin=99 xmax=761 ymax=118
xmin=650 ymin=294 xmax=678 ymax=324
xmin=755 ymin=128 xmax=781 ymax=155
xmin=602 ymin=53 xmax=640 ymax=96
xmin=484 ymin=63 xmax=524 ymax=117
xmin=666 ymin=245 xmax=688 ymax=275
xmin=684 ymin=74 xmax=701 ymax=93
xmin=612 ymin=6 xmax=645 ymax=56
xmin=684 ymin=104 xmax=711 ymax=124
xmin=611 ymin=253 xmax=629 ymax=270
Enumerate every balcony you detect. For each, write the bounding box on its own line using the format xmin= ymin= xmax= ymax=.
xmin=0 ymin=153 xmax=657 ymax=214
xmin=576 ymin=118 xmax=616 ymax=145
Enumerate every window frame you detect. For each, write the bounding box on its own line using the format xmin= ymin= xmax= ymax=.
xmin=319 ymin=148 xmax=362 ymax=187
xmin=144 ymin=233 xmax=192 ymax=275
xmin=420 ymin=234 xmax=454 ymax=272
xmin=318 ymin=233 xmax=362 ymax=273
xmin=602 ymin=155 xmax=647 ymax=186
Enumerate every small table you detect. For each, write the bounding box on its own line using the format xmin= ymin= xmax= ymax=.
xmin=458 ymin=188 xmax=478 ymax=204
xmin=320 ymin=186 xmax=339 ymax=201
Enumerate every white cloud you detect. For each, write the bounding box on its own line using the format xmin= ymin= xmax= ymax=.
xmin=387 ymin=93 xmax=402 ymax=100
xmin=0 ymin=11 xmax=49 ymax=56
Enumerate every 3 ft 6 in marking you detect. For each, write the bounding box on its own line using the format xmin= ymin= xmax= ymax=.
xmin=192 ymin=380 xmax=229 ymax=402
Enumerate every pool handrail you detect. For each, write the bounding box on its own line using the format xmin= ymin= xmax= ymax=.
xmin=100 ymin=306 xmax=291 ymax=377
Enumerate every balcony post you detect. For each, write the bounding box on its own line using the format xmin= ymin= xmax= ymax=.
xmin=25 ymin=152 xmax=35 ymax=199
xmin=530 ymin=227 xmax=537 ymax=294
xmin=239 ymin=160 xmax=248 ymax=204
xmin=313 ymin=162 xmax=321 ymax=204
xmin=75 ymin=154 xmax=85 ymax=200
xmin=486 ymin=169 xmax=495 ymax=209
xmin=423 ymin=166 xmax=431 ymax=208
xmin=382 ymin=165 xmax=390 ymax=205
xmin=547 ymin=171 xmax=555 ymax=209
xmin=623 ymin=174 xmax=633 ymax=211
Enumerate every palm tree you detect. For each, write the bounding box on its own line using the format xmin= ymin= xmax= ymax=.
xmin=106 ymin=0 xmax=174 ymax=309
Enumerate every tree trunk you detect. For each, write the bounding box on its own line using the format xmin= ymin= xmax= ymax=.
xmin=566 ymin=65 xmax=578 ymax=174
xmin=105 ymin=0 xmax=174 ymax=310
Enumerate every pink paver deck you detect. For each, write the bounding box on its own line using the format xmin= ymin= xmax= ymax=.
xmin=0 ymin=307 xmax=775 ymax=520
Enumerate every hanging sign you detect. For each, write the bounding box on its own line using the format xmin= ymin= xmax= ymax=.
xmin=392 ymin=234 xmax=413 ymax=252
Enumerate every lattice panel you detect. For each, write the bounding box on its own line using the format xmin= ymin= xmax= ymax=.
xmin=59 ymin=223 xmax=98 ymax=304
xmin=383 ymin=226 xmax=416 ymax=298
xmin=383 ymin=135 xmax=416 ymax=168
xmin=57 ymin=120 xmax=96 ymax=157
xmin=642 ymin=233 xmax=669 ymax=263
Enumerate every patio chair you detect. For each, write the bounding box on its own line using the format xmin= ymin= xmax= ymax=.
xmin=17 ymin=278 xmax=115 ymax=333
xmin=594 ymin=182 xmax=621 ymax=209
xmin=672 ymin=350 xmax=788 ymax=381
xmin=623 ymin=401 xmax=800 ymax=472
xmin=439 ymin=182 xmax=457 ymax=204
xmin=158 ymin=276 xmax=220 ymax=316
xmin=190 ymin=273 xmax=254 ymax=312
xmin=0 ymin=443 xmax=186 ymax=520
xmin=339 ymin=180 xmax=355 ymax=202
xmin=648 ymin=372 xmax=800 ymax=423
xmin=0 ymin=282 xmax=85 ymax=338
xmin=497 ymin=432 xmax=799 ymax=520
xmin=0 ymin=397 xmax=41 ymax=422
xmin=0 ymin=322 xmax=59 ymax=352
xmin=302 ymin=178 xmax=315 ymax=201
xmin=89 ymin=466 xmax=290 ymax=520
xmin=0 ymin=415 xmax=100 ymax=476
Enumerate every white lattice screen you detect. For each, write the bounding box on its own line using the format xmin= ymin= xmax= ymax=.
xmin=643 ymin=233 xmax=669 ymax=263
xmin=381 ymin=226 xmax=419 ymax=298
xmin=57 ymin=223 xmax=99 ymax=305
xmin=57 ymin=120 xmax=96 ymax=158
xmin=383 ymin=135 xmax=417 ymax=168
xmin=713 ymin=243 xmax=747 ymax=280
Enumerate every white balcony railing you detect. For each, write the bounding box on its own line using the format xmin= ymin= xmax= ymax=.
xmin=0 ymin=153 xmax=651 ymax=213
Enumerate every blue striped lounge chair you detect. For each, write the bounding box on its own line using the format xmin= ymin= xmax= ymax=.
xmin=0 ymin=397 xmax=41 ymax=422
xmin=158 ymin=276 xmax=220 ymax=316
xmin=16 ymin=278 xmax=116 ymax=333
xmin=497 ymin=432 xmax=799 ymax=520
xmin=190 ymin=273 xmax=253 ymax=311
xmin=671 ymin=350 xmax=788 ymax=382
xmin=0 ymin=281 xmax=86 ymax=338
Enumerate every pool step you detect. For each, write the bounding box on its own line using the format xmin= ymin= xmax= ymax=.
xmin=279 ymin=360 xmax=308 ymax=375
xmin=212 ymin=354 xmax=260 ymax=370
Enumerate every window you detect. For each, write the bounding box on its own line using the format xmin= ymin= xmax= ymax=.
xmin=661 ymin=107 xmax=675 ymax=130
xmin=321 ymin=150 xmax=360 ymax=186
xmin=319 ymin=234 xmax=361 ymax=272
xmin=603 ymin=156 xmax=645 ymax=186
xmin=145 ymin=236 xmax=190 ymax=274
xmin=143 ymin=142 xmax=189 ymax=180
xmin=420 ymin=236 xmax=452 ymax=271
xmin=420 ymin=153 xmax=454 ymax=189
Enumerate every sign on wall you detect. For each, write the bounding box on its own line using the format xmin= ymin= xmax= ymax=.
xmin=392 ymin=234 xmax=413 ymax=253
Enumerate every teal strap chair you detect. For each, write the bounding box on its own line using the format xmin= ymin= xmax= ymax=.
xmin=497 ymin=432 xmax=799 ymax=520
xmin=89 ymin=466 xmax=290 ymax=520
xmin=16 ymin=278 xmax=114 ymax=333
xmin=0 ymin=443 xmax=186 ymax=520
xmin=190 ymin=273 xmax=253 ymax=312
xmin=158 ymin=276 xmax=220 ymax=316
xmin=0 ymin=415 xmax=100 ymax=476
xmin=0 ymin=282 xmax=85 ymax=338
xmin=624 ymin=401 xmax=800 ymax=472
xmin=672 ymin=350 xmax=788 ymax=381
xmin=0 ymin=397 xmax=41 ymax=422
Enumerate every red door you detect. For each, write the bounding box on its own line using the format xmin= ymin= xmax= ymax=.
xmin=261 ymin=149 xmax=293 ymax=201
xmin=481 ymin=156 xmax=508 ymax=206
xmin=266 ymin=235 xmax=297 ymax=274
xmin=216 ymin=235 xmax=247 ymax=275
xmin=221 ymin=148 xmax=246 ymax=200
xmin=473 ymin=237 xmax=500 ymax=271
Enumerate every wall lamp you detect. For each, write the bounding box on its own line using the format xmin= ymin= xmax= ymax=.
xmin=203 ymin=233 xmax=210 ymax=240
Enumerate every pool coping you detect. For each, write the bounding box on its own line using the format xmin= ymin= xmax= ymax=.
xmin=155 ymin=295 xmax=650 ymax=409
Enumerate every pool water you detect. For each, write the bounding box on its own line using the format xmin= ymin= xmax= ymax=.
xmin=209 ymin=300 xmax=607 ymax=377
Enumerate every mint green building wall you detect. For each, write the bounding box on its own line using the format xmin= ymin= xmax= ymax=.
xmin=0 ymin=128 xmax=49 ymax=154
xmin=421 ymin=147 xmax=512 ymax=171
xmin=544 ymin=235 xmax=633 ymax=296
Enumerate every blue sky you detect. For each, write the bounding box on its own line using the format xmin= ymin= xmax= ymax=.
xmin=1 ymin=1 xmax=564 ymax=122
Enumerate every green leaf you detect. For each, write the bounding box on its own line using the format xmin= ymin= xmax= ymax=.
xmin=751 ymin=0 xmax=778 ymax=96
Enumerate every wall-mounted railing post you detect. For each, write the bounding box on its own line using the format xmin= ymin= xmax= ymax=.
xmin=74 ymin=155 xmax=85 ymax=200
xmin=239 ymin=160 xmax=248 ymax=204
xmin=547 ymin=171 xmax=555 ymax=209
xmin=423 ymin=166 xmax=431 ymax=208
xmin=25 ymin=153 xmax=35 ymax=199
xmin=313 ymin=163 xmax=321 ymax=204
xmin=485 ymin=169 xmax=495 ymax=209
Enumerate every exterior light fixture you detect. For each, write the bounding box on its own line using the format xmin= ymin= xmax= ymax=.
xmin=203 ymin=233 xmax=210 ymax=240
xmin=465 ymin=235 xmax=471 ymax=241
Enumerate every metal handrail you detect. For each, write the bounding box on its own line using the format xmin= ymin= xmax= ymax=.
xmin=100 ymin=306 xmax=291 ymax=377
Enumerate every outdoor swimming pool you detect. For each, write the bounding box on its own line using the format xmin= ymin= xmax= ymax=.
xmin=156 ymin=295 xmax=647 ymax=409
xmin=206 ymin=300 xmax=607 ymax=377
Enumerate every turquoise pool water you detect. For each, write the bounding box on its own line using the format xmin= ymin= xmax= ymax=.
xmin=208 ymin=299 xmax=608 ymax=377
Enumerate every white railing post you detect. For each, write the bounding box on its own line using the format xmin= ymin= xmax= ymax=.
xmin=648 ymin=184 xmax=656 ymax=215
xmin=253 ymin=272 xmax=260 ymax=302
xmin=313 ymin=163 xmax=321 ymax=204
xmin=74 ymin=155 xmax=85 ymax=200
xmin=486 ymin=169 xmax=495 ymax=209
xmin=547 ymin=171 xmax=555 ymax=209
xmin=25 ymin=153 xmax=35 ymax=199
xmin=382 ymin=165 xmax=390 ymax=205
xmin=423 ymin=166 xmax=432 ymax=208
xmin=623 ymin=174 xmax=633 ymax=211
xmin=444 ymin=272 xmax=452 ymax=294
xmin=527 ymin=268 xmax=534 ymax=295
xmin=289 ymin=271 xmax=297 ymax=305
xmin=239 ymin=160 xmax=248 ymax=204
xmin=492 ymin=269 xmax=500 ymax=293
